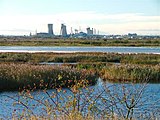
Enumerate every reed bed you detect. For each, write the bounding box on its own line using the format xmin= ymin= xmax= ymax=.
xmin=0 ymin=52 xmax=159 ymax=65
xmin=0 ymin=52 xmax=159 ymax=91
xmin=0 ymin=38 xmax=160 ymax=46
xmin=100 ymin=64 xmax=160 ymax=83
xmin=0 ymin=63 xmax=98 ymax=91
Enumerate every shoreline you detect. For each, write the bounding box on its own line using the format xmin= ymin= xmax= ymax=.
xmin=0 ymin=50 xmax=160 ymax=55
xmin=0 ymin=51 xmax=159 ymax=54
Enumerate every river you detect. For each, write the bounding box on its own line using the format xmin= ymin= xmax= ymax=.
xmin=0 ymin=46 xmax=160 ymax=54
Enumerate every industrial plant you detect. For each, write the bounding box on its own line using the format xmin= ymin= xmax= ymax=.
xmin=60 ymin=24 xmax=67 ymax=37
xmin=36 ymin=24 xmax=54 ymax=37
xmin=2 ymin=23 xmax=158 ymax=40
xmin=35 ymin=23 xmax=100 ymax=39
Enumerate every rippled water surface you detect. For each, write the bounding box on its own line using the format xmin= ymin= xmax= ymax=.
xmin=0 ymin=46 xmax=159 ymax=54
xmin=0 ymin=82 xmax=159 ymax=119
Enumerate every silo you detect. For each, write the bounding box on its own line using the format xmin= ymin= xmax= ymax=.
xmin=48 ymin=24 xmax=53 ymax=35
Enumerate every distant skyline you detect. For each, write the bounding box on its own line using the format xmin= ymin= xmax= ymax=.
xmin=0 ymin=0 xmax=159 ymax=35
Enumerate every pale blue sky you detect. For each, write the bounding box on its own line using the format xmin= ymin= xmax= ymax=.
xmin=0 ymin=0 xmax=159 ymax=35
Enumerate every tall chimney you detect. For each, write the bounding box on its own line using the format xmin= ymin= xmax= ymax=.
xmin=48 ymin=24 xmax=53 ymax=35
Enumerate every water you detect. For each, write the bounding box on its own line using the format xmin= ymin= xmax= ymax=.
xmin=40 ymin=62 xmax=77 ymax=65
xmin=0 ymin=46 xmax=160 ymax=54
xmin=0 ymin=46 xmax=159 ymax=119
xmin=0 ymin=82 xmax=159 ymax=119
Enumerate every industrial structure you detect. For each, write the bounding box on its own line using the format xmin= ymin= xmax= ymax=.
xmin=35 ymin=23 xmax=101 ymax=38
xmin=60 ymin=24 xmax=67 ymax=37
xmin=86 ymin=27 xmax=93 ymax=35
xmin=36 ymin=24 xmax=54 ymax=37
xmin=48 ymin=24 xmax=54 ymax=35
xmin=1 ymin=22 xmax=160 ymax=40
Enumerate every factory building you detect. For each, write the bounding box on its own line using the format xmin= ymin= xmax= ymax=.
xmin=35 ymin=24 xmax=101 ymax=39
xmin=72 ymin=32 xmax=87 ymax=38
xmin=86 ymin=27 xmax=93 ymax=35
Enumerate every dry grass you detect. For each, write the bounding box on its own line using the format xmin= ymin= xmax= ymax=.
xmin=0 ymin=63 xmax=98 ymax=91
xmin=100 ymin=64 xmax=160 ymax=83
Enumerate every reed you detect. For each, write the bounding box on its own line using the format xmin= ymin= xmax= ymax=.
xmin=100 ymin=64 xmax=160 ymax=83
xmin=0 ymin=63 xmax=98 ymax=91
xmin=0 ymin=52 xmax=159 ymax=65
xmin=0 ymin=38 xmax=160 ymax=46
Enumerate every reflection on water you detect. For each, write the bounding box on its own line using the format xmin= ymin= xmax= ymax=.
xmin=0 ymin=80 xmax=160 ymax=119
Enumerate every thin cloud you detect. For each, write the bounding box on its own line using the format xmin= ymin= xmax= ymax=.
xmin=0 ymin=29 xmax=34 ymax=32
xmin=135 ymin=29 xmax=160 ymax=32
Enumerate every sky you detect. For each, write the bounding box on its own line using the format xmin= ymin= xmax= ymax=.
xmin=0 ymin=0 xmax=159 ymax=35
